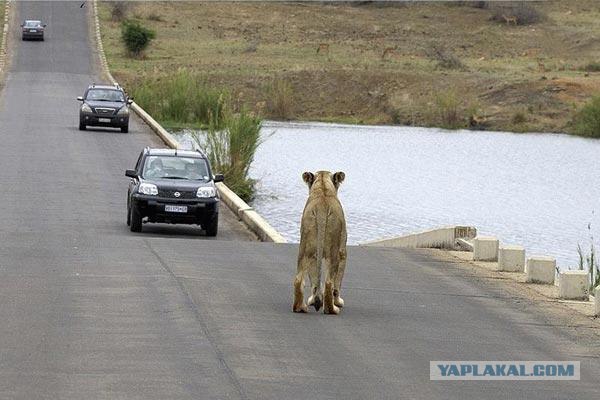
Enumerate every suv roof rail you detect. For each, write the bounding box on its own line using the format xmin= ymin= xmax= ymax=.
xmin=195 ymin=148 xmax=207 ymax=158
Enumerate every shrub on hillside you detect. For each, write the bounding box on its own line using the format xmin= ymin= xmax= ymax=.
xmin=572 ymin=96 xmax=600 ymax=138
xmin=490 ymin=2 xmax=544 ymax=26
xmin=433 ymin=90 xmax=462 ymax=129
xmin=581 ymin=62 xmax=600 ymax=72
xmin=147 ymin=12 xmax=164 ymax=22
xmin=121 ymin=20 xmax=155 ymax=57
xmin=451 ymin=1 xmax=488 ymax=8
xmin=264 ymin=78 xmax=294 ymax=120
xmin=427 ymin=44 xmax=465 ymax=70
xmin=110 ymin=1 xmax=129 ymax=22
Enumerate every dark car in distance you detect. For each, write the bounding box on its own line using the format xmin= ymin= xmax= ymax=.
xmin=77 ymin=84 xmax=132 ymax=133
xmin=21 ymin=20 xmax=46 ymax=41
xmin=126 ymin=147 xmax=224 ymax=236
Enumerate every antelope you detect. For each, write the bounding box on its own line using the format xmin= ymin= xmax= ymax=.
xmin=381 ymin=47 xmax=395 ymax=60
xmin=316 ymin=43 xmax=329 ymax=55
xmin=537 ymin=59 xmax=547 ymax=72
xmin=502 ymin=14 xmax=518 ymax=25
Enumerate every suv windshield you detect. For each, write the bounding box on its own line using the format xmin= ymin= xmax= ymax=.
xmin=86 ymin=89 xmax=125 ymax=102
xmin=142 ymin=156 xmax=210 ymax=181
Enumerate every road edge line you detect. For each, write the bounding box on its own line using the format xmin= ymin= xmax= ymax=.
xmin=91 ymin=0 xmax=287 ymax=243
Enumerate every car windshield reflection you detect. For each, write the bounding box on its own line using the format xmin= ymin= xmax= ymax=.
xmin=142 ymin=155 xmax=210 ymax=181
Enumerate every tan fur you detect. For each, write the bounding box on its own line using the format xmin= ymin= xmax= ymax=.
xmin=502 ymin=14 xmax=517 ymax=25
xmin=316 ymin=43 xmax=329 ymax=55
xmin=293 ymin=171 xmax=347 ymax=315
xmin=381 ymin=47 xmax=395 ymax=60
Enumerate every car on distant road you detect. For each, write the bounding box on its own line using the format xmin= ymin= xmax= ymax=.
xmin=77 ymin=84 xmax=132 ymax=132
xmin=125 ymin=147 xmax=224 ymax=235
xmin=21 ymin=20 xmax=47 ymax=41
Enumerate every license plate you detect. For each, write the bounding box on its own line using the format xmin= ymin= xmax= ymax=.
xmin=99 ymin=118 xmax=111 ymax=123
xmin=30 ymin=30 xmax=37 ymax=33
xmin=165 ymin=205 xmax=188 ymax=213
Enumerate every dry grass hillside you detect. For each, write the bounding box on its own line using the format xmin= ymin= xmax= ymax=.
xmin=99 ymin=1 xmax=600 ymax=132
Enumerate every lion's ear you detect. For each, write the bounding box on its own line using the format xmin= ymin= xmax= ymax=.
xmin=333 ymin=171 xmax=345 ymax=187
xmin=302 ymin=172 xmax=315 ymax=187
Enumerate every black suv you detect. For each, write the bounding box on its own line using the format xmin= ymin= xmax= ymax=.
xmin=77 ymin=84 xmax=132 ymax=133
xmin=125 ymin=147 xmax=224 ymax=235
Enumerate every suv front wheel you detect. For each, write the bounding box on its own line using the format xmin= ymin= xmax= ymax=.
xmin=129 ymin=205 xmax=143 ymax=232
xmin=203 ymin=214 xmax=218 ymax=237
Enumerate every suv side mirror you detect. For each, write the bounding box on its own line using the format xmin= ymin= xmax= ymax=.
xmin=125 ymin=169 xmax=138 ymax=178
xmin=43 ymin=24 xmax=47 ymax=28
xmin=213 ymin=174 xmax=224 ymax=183
xmin=77 ymin=96 xmax=84 ymax=101
xmin=127 ymin=99 xmax=133 ymax=105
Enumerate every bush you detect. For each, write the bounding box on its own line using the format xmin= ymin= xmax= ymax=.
xmin=512 ymin=111 xmax=527 ymax=125
xmin=110 ymin=1 xmax=129 ymax=22
xmin=572 ymin=96 xmax=600 ymax=137
xmin=490 ymin=2 xmax=544 ymax=26
xmin=121 ymin=20 xmax=155 ymax=57
xmin=581 ymin=62 xmax=600 ymax=72
xmin=147 ymin=13 xmax=164 ymax=22
xmin=264 ymin=78 xmax=294 ymax=119
xmin=202 ymin=110 xmax=263 ymax=201
xmin=433 ymin=90 xmax=462 ymax=129
xmin=427 ymin=44 xmax=465 ymax=70
xmin=451 ymin=1 xmax=488 ymax=8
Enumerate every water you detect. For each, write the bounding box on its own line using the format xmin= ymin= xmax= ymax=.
xmin=173 ymin=122 xmax=600 ymax=269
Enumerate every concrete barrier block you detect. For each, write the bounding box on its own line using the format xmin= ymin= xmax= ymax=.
xmin=473 ymin=236 xmax=499 ymax=261
xmin=558 ymin=270 xmax=589 ymax=300
xmin=497 ymin=245 xmax=525 ymax=272
xmin=595 ymin=287 xmax=600 ymax=316
xmin=526 ymin=256 xmax=556 ymax=284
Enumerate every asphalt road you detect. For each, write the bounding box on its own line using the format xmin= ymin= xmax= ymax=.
xmin=0 ymin=2 xmax=599 ymax=399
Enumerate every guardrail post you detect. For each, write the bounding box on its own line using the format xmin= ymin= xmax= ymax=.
xmin=558 ymin=270 xmax=589 ymax=300
xmin=497 ymin=245 xmax=525 ymax=272
xmin=526 ymin=256 xmax=556 ymax=284
xmin=473 ymin=236 xmax=499 ymax=261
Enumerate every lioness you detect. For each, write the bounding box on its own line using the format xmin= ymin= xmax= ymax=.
xmin=293 ymin=171 xmax=347 ymax=315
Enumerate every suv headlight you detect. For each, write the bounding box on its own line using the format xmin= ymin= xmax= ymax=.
xmin=117 ymin=106 xmax=129 ymax=116
xmin=81 ymin=103 xmax=92 ymax=113
xmin=197 ymin=187 xmax=216 ymax=198
xmin=139 ymin=183 xmax=158 ymax=195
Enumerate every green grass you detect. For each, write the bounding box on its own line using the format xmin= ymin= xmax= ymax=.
xmin=131 ymin=70 xmax=230 ymax=129
xmin=571 ymin=96 xmax=600 ymax=138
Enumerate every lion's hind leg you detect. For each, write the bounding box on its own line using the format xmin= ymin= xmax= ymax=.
xmin=306 ymin=260 xmax=323 ymax=312
xmin=334 ymin=248 xmax=346 ymax=308
xmin=292 ymin=271 xmax=308 ymax=313
xmin=293 ymin=271 xmax=308 ymax=313
xmin=323 ymin=258 xmax=340 ymax=315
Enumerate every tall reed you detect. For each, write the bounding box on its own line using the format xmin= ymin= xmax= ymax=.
xmin=196 ymin=109 xmax=262 ymax=202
